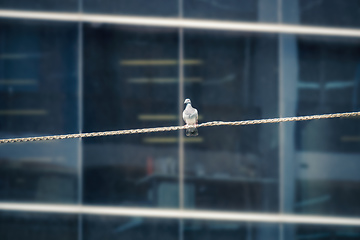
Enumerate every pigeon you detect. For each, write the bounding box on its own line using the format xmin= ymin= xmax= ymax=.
xmin=183 ymin=98 xmax=199 ymax=136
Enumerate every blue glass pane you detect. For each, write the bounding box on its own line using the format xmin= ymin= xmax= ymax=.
xmin=0 ymin=19 xmax=79 ymax=203
xmin=299 ymin=0 xmax=360 ymax=28
xmin=83 ymin=25 xmax=179 ymax=207
xmin=84 ymin=216 xmax=178 ymax=240
xmin=0 ymin=211 xmax=77 ymax=240
xmin=0 ymin=140 xmax=79 ymax=203
xmin=84 ymin=0 xmax=178 ymax=17
xmin=0 ymin=0 xmax=78 ymax=12
xmin=84 ymin=216 xmax=280 ymax=240
xmin=285 ymin=224 xmax=360 ymax=240
xmin=284 ymin=35 xmax=360 ymax=217
xmin=185 ymin=220 xmax=279 ymax=240
xmin=183 ymin=30 xmax=279 ymax=212
xmin=0 ymin=19 xmax=79 ymax=136
xmin=184 ymin=0 xmax=278 ymax=22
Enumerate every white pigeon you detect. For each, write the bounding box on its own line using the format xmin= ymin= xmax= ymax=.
xmin=183 ymin=98 xmax=199 ymax=136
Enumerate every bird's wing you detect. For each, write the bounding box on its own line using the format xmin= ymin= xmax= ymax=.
xmin=193 ymin=108 xmax=198 ymax=120
xmin=183 ymin=106 xmax=198 ymax=121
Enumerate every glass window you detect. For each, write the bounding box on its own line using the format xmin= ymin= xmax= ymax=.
xmin=185 ymin=220 xmax=279 ymax=240
xmin=183 ymin=30 xmax=279 ymax=212
xmin=0 ymin=212 xmax=77 ymax=240
xmin=83 ymin=24 xmax=180 ymax=207
xmin=285 ymin=224 xmax=360 ymax=240
xmin=0 ymin=19 xmax=79 ymax=136
xmin=84 ymin=0 xmax=178 ymax=17
xmin=84 ymin=216 xmax=280 ymax=240
xmin=299 ymin=0 xmax=360 ymax=28
xmin=0 ymin=0 xmax=78 ymax=12
xmin=84 ymin=216 xmax=178 ymax=240
xmin=0 ymin=19 xmax=79 ymax=203
xmin=1 ymin=1 xmax=360 ymax=238
xmin=283 ymin=34 xmax=360 ymax=217
xmin=183 ymin=0 xmax=278 ymax=22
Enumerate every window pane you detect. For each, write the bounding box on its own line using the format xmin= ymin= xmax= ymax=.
xmin=0 ymin=19 xmax=79 ymax=203
xmin=84 ymin=216 xmax=280 ymax=240
xmin=183 ymin=30 xmax=279 ymax=212
xmin=299 ymin=0 xmax=360 ymax=28
xmin=185 ymin=220 xmax=279 ymax=240
xmin=84 ymin=216 xmax=178 ymax=240
xmin=183 ymin=0 xmax=278 ymax=22
xmin=285 ymin=224 xmax=360 ymax=240
xmin=0 ymin=140 xmax=79 ymax=203
xmin=284 ymin=35 xmax=360 ymax=217
xmin=0 ymin=0 xmax=78 ymax=12
xmin=84 ymin=0 xmax=178 ymax=17
xmin=83 ymin=24 xmax=179 ymax=207
xmin=0 ymin=211 xmax=77 ymax=240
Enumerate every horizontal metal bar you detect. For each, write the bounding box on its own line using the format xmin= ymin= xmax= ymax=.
xmin=0 ymin=109 xmax=47 ymax=115
xmin=0 ymin=202 xmax=360 ymax=226
xmin=1 ymin=10 xmax=360 ymax=37
xmin=120 ymin=59 xmax=202 ymax=66
xmin=143 ymin=136 xmax=203 ymax=143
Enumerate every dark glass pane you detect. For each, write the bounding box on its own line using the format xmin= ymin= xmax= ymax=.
xmin=285 ymin=224 xmax=360 ymax=240
xmin=0 ymin=211 xmax=77 ymax=240
xmin=299 ymin=0 xmax=360 ymax=28
xmin=84 ymin=0 xmax=178 ymax=17
xmin=0 ymin=140 xmax=79 ymax=203
xmin=84 ymin=216 xmax=280 ymax=240
xmin=0 ymin=19 xmax=79 ymax=136
xmin=297 ymin=36 xmax=360 ymax=152
xmin=0 ymin=19 xmax=79 ymax=203
xmin=184 ymin=0 xmax=278 ymax=22
xmin=185 ymin=220 xmax=279 ymax=240
xmin=183 ymin=30 xmax=279 ymax=212
xmin=83 ymin=24 xmax=179 ymax=207
xmin=288 ymin=35 xmax=360 ymax=217
xmin=0 ymin=0 xmax=78 ymax=12
xmin=84 ymin=216 xmax=178 ymax=240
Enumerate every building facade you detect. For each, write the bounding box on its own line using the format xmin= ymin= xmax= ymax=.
xmin=0 ymin=0 xmax=360 ymax=239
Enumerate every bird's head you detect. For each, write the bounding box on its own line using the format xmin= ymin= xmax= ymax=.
xmin=184 ymin=98 xmax=191 ymax=105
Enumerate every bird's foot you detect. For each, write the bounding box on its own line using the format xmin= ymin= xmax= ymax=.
xmin=186 ymin=128 xmax=198 ymax=137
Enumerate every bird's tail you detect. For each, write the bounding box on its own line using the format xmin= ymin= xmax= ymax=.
xmin=186 ymin=127 xmax=198 ymax=137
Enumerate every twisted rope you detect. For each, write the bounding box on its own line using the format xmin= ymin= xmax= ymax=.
xmin=1 ymin=111 xmax=359 ymax=144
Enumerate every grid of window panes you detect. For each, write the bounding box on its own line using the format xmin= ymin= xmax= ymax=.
xmin=1 ymin=1 xmax=360 ymax=240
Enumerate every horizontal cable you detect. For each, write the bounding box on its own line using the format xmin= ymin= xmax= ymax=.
xmin=1 ymin=10 xmax=360 ymax=37
xmin=0 ymin=111 xmax=359 ymax=144
xmin=0 ymin=202 xmax=360 ymax=226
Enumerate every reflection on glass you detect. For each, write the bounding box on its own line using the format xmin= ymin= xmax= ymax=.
xmin=299 ymin=0 xmax=360 ymax=28
xmin=84 ymin=216 xmax=178 ymax=240
xmin=85 ymin=216 xmax=279 ymax=240
xmin=0 ymin=212 xmax=77 ymax=240
xmin=183 ymin=30 xmax=279 ymax=211
xmin=184 ymin=0 xmax=278 ymax=22
xmin=0 ymin=0 xmax=78 ymax=12
xmin=83 ymin=25 xmax=179 ymax=207
xmin=0 ymin=19 xmax=79 ymax=203
xmin=185 ymin=220 xmax=279 ymax=240
xmin=84 ymin=0 xmax=178 ymax=17
xmin=0 ymin=140 xmax=79 ymax=203
xmin=0 ymin=19 xmax=78 ymax=136
xmin=286 ymin=224 xmax=360 ymax=240
xmin=293 ymin=35 xmax=360 ymax=217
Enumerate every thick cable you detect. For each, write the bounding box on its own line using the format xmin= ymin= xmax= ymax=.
xmin=0 ymin=111 xmax=359 ymax=144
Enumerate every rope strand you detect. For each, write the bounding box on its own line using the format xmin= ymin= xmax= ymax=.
xmin=1 ymin=111 xmax=359 ymax=144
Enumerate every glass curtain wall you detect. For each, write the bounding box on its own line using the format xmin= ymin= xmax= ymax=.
xmin=0 ymin=1 xmax=360 ymax=240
